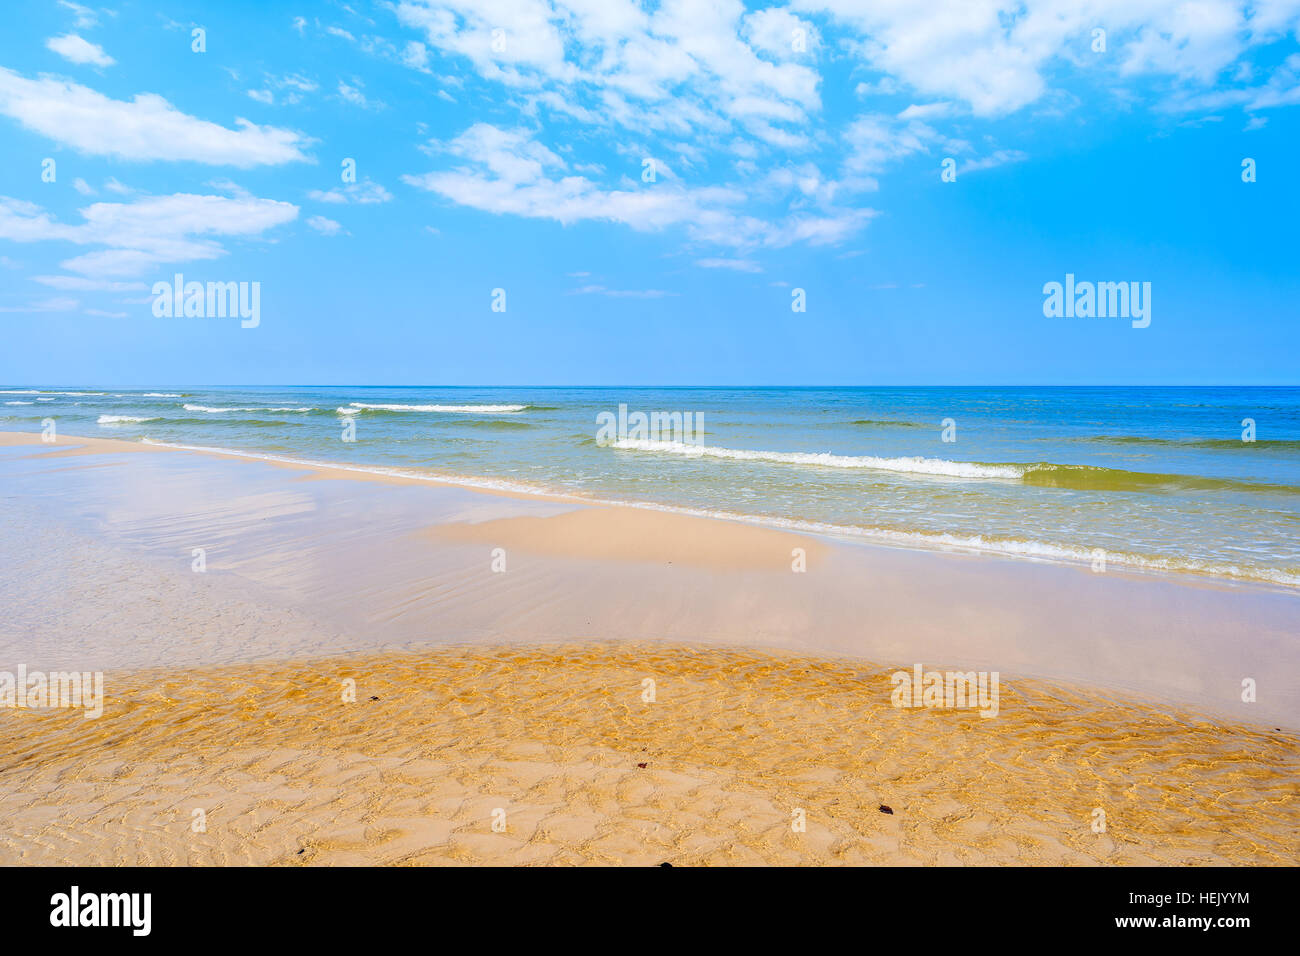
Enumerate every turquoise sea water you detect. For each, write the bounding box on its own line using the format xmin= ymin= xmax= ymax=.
xmin=4 ymin=385 xmax=1299 ymax=587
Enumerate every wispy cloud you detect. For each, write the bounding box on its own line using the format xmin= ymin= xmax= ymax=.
xmin=58 ymin=1 xmax=98 ymax=30
xmin=306 ymin=215 xmax=345 ymax=235
xmin=0 ymin=296 xmax=79 ymax=313
xmin=0 ymin=193 xmax=299 ymax=277
xmin=337 ymin=79 xmax=380 ymax=109
xmin=46 ymin=34 xmax=114 ymax=67
xmin=307 ymin=179 xmax=392 ymax=204
xmin=961 ymin=149 xmax=1030 ymax=174
xmin=0 ymin=69 xmax=312 ymax=167
xmin=696 ymin=258 xmax=763 ymax=273
xmin=31 ymin=275 xmax=149 ymax=291
xmin=404 ymin=123 xmax=874 ymax=251
xmin=568 ymin=284 xmax=677 ymax=299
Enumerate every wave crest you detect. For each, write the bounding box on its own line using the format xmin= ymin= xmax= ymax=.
xmin=98 ymin=414 xmax=158 ymax=424
xmin=337 ymin=403 xmax=528 ymax=414
xmin=183 ymin=404 xmax=314 ymax=413
xmin=608 ymin=439 xmax=1023 ymax=479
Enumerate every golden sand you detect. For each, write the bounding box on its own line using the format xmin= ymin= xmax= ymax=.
xmin=1 ymin=643 xmax=1295 ymax=866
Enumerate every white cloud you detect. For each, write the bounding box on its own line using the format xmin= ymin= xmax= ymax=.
xmin=307 ymin=179 xmax=393 ymax=204
xmin=568 ymin=284 xmax=677 ymax=298
xmin=402 ymin=41 xmax=431 ymax=71
xmin=394 ymin=0 xmax=574 ymax=87
xmin=404 ymin=123 xmax=874 ymax=251
xmin=337 ymin=78 xmax=384 ymax=109
xmin=393 ymin=0 xmax=820 ymax=145
xmin=743 ymin=7 xmax=819 ymax=60
xmin=0 ymin=296 xmax=79 ymax=313
xmin=72 ymin=177 xmax=95 ymax=195
xmin=46 ymin=34 xmax=115 ymax=67
xmin=0 ymin=192 xmax=299 ymax=277
xmin=247 ymin=74 xmax=319 ymax=107
xmin=388 ymin=0 xmax=1289 ymax=132
xmin=0 ymin=69 xmax=312 ymax=167
xmin=205 ymin=178 xmax=256 ymax=200
xmin=842 ymin=113 xmax=966 ymax=181
xmin=283 ymin=75 xmax=318 ymax=92
xmin=898 ymin=102 xmax=957 ymax=121
xmin=798 ymin=0 xmax=1045 ymax=115
xmin=58 ymin=1 xmax=98 ymax=30
xmin=306 ymin=215 xmax=344 ymax=235
xmin=960 ymin=149 xmax=1029 ymax=173
xmin=696 ymin=257 xmax=763 ymax=272
xmin=379 ymin=2 xmax=1300 ymax=261
xmin=855 ymin=77 xmax=899 ymax=97
xmin=798 ymin=0 xmax=1300 ymax=117
xmin=32 ymin=275 xmax=149 ymax=291
xmin=759 ymin=162 xmax=842 ymax=203
xmin=337 ymin=80 xmax=369 ymax=107
xmin=1163 ymin=52 xmax=1300 ymax=112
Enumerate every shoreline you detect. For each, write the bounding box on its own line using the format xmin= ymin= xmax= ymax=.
xmin=4 ymin=430 xmax=1297 ymax=593
xmin=2 ymin=429 xmax=1298 ymax=729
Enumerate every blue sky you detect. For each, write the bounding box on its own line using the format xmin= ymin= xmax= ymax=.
xmin=0 ymin=0 xmax=1297 ymax=386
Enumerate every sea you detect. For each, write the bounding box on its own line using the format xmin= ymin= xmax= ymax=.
xmin=4 ymin=385 xmax=1298 ymax=588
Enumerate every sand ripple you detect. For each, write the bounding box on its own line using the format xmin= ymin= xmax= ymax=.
xmin=1 ymin=643 xmax=1295 ymax=866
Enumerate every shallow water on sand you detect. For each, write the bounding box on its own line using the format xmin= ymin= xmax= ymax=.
xmin=2 ymin=437 xmax=1297 ymax=727
xmin=2 ymin=643 xmax=1296 ymax=865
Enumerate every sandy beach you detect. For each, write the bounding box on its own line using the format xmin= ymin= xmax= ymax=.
xmin=1 ymin=431 xmax=1297 ymax=866
xmin=4 ymin=643 xmax=1297 ymax=866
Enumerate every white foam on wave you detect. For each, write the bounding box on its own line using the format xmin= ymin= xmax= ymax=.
xmin=183 ymin=404 xmax=314 ymax=413
xmin=136 ymin=438 xmax=1300 ymax=589
xmin=609 ymin=438 xmax=1024 ymax=480
xmin=98 ymin=414 xmax=159 ymax=424
xmin=142 ymin=393 xmax=181 ymax=397
xmin=338 ymin=403 xmax=528 ymax=414
xmin=4 ymin=400 xmax=34 ymax=405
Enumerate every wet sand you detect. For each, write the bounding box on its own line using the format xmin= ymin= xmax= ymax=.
xmin=0 ymin=431 xmax=1297 ymax=865
xmin=2 ymin=644 xmax=1296 ymax=866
